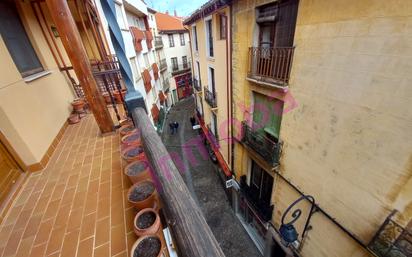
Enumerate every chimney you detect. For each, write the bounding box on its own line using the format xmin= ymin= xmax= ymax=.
xmin=174 ymin=10 xmax=177 ymax=17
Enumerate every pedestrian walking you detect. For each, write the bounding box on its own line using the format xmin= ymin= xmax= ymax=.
xmin=190 ymin=116 xmax=196 ymax=127
xmin=169 ymin=122 xmax=174 ymax=135
xmin=174 ymin=121 xmax=179 ymax=133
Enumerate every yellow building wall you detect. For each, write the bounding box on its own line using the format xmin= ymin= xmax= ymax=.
xmin=232 ymin=0 xmax=412 ymax=256
xmin=0 ymin=2 xmax=75 ymax=166
xmin=190 ymin=7 xmax=232 ymax=167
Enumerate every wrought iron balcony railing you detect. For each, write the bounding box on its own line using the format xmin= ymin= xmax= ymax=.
xmin=193 ymin=78 xmax=201 ymax=92
xmin=159 ymin=58 xmax=167 ymax=71
xmin=368 ymin=210 xmax=412 ymax=257
xmin=154 ymin=36 xmax=163 ymax=49
xmin=247 ymin=46 xmax=295 ymax=86
xmin=204 ymin=86 xmax=217 ymax=108
xmin=171 ymin=62 xmax=191 ymax=75
xmin=241 ymin=121 xmax=282 ymax=166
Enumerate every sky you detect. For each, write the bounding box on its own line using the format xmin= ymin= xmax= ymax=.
xmin=147 ymin=0 xmax=209 ymax=17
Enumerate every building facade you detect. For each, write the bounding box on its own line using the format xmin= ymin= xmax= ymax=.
xmin=184 ymin=1 xmax=232 ymax=183
xmin=187 ymin=0 xmax=412 ymax=256
xmin=156 ymin=12 xmax=192 ymax=104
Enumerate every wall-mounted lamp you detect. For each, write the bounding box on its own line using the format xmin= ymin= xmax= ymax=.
xmin=51 ymin=26 xmax=59 ymax=37
xmin=279 ymin=195 xmax=317 ymax=249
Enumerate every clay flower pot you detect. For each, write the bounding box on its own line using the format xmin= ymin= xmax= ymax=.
xmin=121 ymin=132 xmax=142 ymax=148
xmin=133 ymin=208 xmax=161 ymax=237
xmin=124 ymin=160 xmax=151 ymax=184
xmin=71 ymin=98 xmax=85 ymax=113
xmin=102 ymin=92 xmax=111 ymax=104
xmin=113 ymin=89 xmax=126 ymax=104
xmin=127 ymin=180 xmax=158 ymax=210
xmin=131 ymin=235 xmax=164 ymax=257
xmin=68 ymin=114 xmax=80 ymax=124
xmin=119 ymin=124 xmax=137 ymax=137
xmin=121 ymin=146 xmax=145 ymax=163
xmin=119 ymin=118 xmax=133 ymax=127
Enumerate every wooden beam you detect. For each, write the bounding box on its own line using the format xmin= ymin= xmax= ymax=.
xmin=132 ymin=108 xmax=226 ymax=257
xmin=45 ymin=0 xmax=114 ymax=133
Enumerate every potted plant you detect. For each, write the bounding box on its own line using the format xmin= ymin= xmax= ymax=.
xmin=121 ymin=146 xmax=145 ymax=163
xmin=119 ymin=117 xmax=133 ymax=127
xmin=127 ymin=180 xmax=158 ymax=210
xmin=119 ymin=124 xmax=137 ymax=137
xmin=113 ymin=89 xmax=127 ymax=104
xmin=102 ymin=92 xmax=112 ymax=104
xmin=124 ymin=160 xmax=151 ymax=184
xmin=71 ymin=98 xmax=85 ymax=113
xmin=133 ymin=208 xmax=161 ymax=237
xmin=68 ymin=113 xmax=80 ymax=124
xmin=130 ymin=235 xmax=164 ymax=257
xmin=121 ymin=132 xmax=142 ymax=148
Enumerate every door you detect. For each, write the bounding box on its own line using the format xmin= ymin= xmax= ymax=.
xmin=250 ymin=161 xmax=273 ymax=206
xmin=0 ymin=140 xmax=23 ymax=204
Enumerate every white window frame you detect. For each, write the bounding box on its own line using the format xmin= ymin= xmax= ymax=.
xmin=191 ymin=25 xmax=198 ymax=52
xmin=204 ymin=16 xmax=213 ymax=58
xmin=114 ymin=2 xmax=127 ymax=30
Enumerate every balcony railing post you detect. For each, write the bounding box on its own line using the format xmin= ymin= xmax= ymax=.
xmin=132 ymin=108 xmax=226 ymax=257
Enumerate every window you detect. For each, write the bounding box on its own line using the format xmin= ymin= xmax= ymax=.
xmin=250 ymin=161 xmax=273 ymax=206
xmin=130 ymin=57 xmax=140 ymax=81
xmin=196 ymin=61 xmax=201 ymax=81
xmin=0 ymin=1 xmax=43 ymax=77
xmin=182 ymin=56 xmax=188 ymax=69
xmin=168 ymin=34 xmax=175 ymax=47
xmin=171 ymin=57 xmax=178 ymax=71
xmin=252 ymin=92 xmax=283 ymax=140
xmin=219 ymin=14 xmax=227 ymax=40
xmin=179 ymin=33 xmax=185 ymax=46
xmin=205 ymin=19 xmax=213 ymax=57
xmin=208 ymin=67 xmax=215 ymax=93
xmin=143 ymin=53 xmax=149 ymax=68
xmin=192 ymin=26 xmax=198 ymax=51
xmin=211 ymin=112 xmax=218 ymax=138
xmin=115 ymin=3 xmax=127 ymax=30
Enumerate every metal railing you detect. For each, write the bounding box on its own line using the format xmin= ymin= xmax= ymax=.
xmin=204 ymin=86 xmax=217 ymax=108
xmin=154 ymin=36 xmax=163 ymax=48
xmin=91 ymin=58 xmax=125 ymax=121
xmin=193 ymin=78 xmax=201 ymax=92
xmin=171 ymin=62 xmax=191 ymax=75
xmin=159 ymin=58 xmax=167 ymax=71
xmin=368 ymin=210 xmax=412 ymax=257
xmin=241 ymin=121 xmax=282 ymax=166
xmin=247 ymin=46 xmax=295 ymax=86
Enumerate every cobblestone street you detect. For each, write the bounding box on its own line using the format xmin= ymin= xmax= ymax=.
xmin=161 ymin=97 xmax=262 ymax=257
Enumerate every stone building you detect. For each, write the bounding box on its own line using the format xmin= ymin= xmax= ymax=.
xmin=187 ymin=0 xmax=412 ymax=256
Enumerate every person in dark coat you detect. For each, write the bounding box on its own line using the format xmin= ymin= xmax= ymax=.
xmin=174 ymin=121 xmax=179 ymax=133
xmin=169 ymin=122 xmax=174 ymax=135
xmin=190 ymin=116 xmax=196 ymax=127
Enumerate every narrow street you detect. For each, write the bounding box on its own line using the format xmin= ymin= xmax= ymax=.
xmin=161 ymin=97 xmax=262 ymax=257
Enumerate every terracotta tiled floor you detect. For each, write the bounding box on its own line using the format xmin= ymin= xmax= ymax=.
xmin=0 ymin=114 xmax=138 ymax=257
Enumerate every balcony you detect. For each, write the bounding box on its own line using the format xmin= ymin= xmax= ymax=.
xmin=159 ymin=58 xmax=167 ymax=72
xmin=241 ymin=121 xmax=282 ymax=167
xmin=193 ymin=78 xmax=201 ymax=92
xmin=247 ymin=46 xmax=295 ymax=87
xmin=154 ymin=36 xmax=163 ymax=49
xmin=0 ymin=109 xmax=227 ymax=257
xmin=171 ymin=62 xmax=191 ymax=76
xmin=163 ymin=79 xmax=170 ymax=91
xmin=204 ymin=86 xmax=217 ymax=108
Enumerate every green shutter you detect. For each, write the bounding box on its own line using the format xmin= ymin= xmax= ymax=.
xmin=252 ymin=93 xmax=283 ymax=139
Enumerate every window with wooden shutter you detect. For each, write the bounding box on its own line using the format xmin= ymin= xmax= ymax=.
xmin=0 ymin=1 xmax=44 ymax=78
